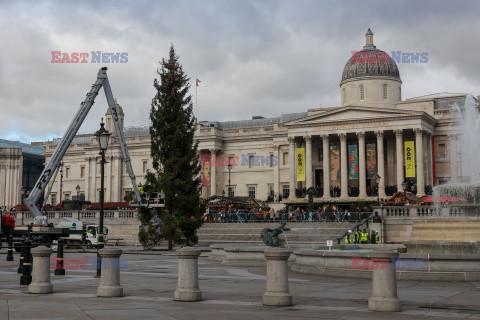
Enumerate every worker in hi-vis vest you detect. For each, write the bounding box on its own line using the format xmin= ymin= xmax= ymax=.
xmin=354 ymin=229 xmax=361 ymax=244
xmin=360 ymin=228 xmax=370 ymax=244
xmin=345 ymin=230 xmax=353 ymax=244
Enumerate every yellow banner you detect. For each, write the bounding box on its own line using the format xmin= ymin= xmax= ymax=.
xmin=296 ymin=148 xmax=305 ymax=182
xmin=404 ymin=141 xmax=415 ymax=178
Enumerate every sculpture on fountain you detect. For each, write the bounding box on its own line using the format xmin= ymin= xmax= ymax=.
xmin=261 ymin=222 xmax=291 ymax=247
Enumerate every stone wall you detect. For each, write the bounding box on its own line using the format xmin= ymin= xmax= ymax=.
xmin=6 ymin=210 xmax=141 ymax=246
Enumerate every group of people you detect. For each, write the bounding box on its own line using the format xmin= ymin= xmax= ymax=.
xmin=202 ymin=205 xmax=377 ymax=223
xmin=344 ymin=227 xmax=379 ymax=244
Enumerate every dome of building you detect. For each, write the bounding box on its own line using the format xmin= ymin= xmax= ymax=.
xmin=340 ymin=28 xmax=401 ymax=86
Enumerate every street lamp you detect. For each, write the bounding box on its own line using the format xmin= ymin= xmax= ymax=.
xmin=373 ymin=173 xmax=381 ymax=205
xmin=75 ymin=185 xmax=80 ymax=200
xmin=222 ymin=190 xmax=225 ymax=197
xmin=94 ymin=118 xmax=111 ymax=277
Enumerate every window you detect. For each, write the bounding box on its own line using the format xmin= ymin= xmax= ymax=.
xmin=359 ymin=84 xmax=365 ymax=101
xmin=282 ymin=185 xmax=290 ymax=198
xmin=383 ymin=84 xmax=388 ymax=100
xmin=80 ymin=166 xmax=85 ymax=178
xmin=249 ymin=155 xmax=254 ymax=168
xmin=228 ymin=187 xmax=235 ymax=198
xmin=283 ymin=152 xmax=289 ymax=166
xmin=343 ymin=88 xmax=347 ymax=104
xmin=248 ymin=186 xmax=256 ymax=199
xmin=318 ymin=148 xmax=323 ymax=162
xmin=269 ymin=185 xmax=274 ymax=198
xmin=65 ymin=167 xmax=70 ymax=179
xmin=51 ymin=194 xmax=57 ymax=206
xmin=143 ymin=160 xmax=148 ymax=173
xmin=437 ymin=143 xmax=446 ymax=158
xmin=64 ymin=193 xmax=70 ymax=201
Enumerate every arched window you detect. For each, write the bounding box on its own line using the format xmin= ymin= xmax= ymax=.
xmin=383 ymin=83 xmax=388 ymax=100
xmin=343 ymin=88 xmax=347 ymax=105
xmin=359 ymin=84 xmax=365 ymax=101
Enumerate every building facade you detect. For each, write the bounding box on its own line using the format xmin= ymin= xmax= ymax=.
xmin=0 ymin=140 xmax=45 ymax=209
xmin=39 ymin=29 xmax=474 ymax=205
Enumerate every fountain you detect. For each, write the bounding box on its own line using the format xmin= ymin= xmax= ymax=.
xmin=405 ymin=94 xmax=480 ymax=254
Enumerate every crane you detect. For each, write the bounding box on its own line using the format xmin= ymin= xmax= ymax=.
xmin=24 ymin=67 xmax=142 ymax=223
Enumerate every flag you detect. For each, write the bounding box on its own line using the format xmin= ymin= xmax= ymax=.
xmin=196 ymin=78 xmax=201 ymax=87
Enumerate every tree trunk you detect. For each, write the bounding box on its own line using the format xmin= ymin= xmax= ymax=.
xmin=168 ymin=238 xmax=173 ymax=251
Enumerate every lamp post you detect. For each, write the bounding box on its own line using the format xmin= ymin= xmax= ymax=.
xmin=75 ymin=185 xmax=80 ymax=200
xmin=94 ymin=118 xmax=111 ymax=277
xmin=373 ymin=173 xmax=381 ymax=205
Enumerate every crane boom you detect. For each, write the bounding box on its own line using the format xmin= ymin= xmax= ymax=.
xmin=25 ymin=67 xmax=142 ymax=218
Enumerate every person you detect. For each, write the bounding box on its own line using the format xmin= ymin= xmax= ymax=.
xmin=354 ymin=228 xmax=361 ymax=244
xmin=344 ymin=209 xmax=350 ymax=222
xmin=360 ymin=228 xmax=370 ymax=244
xmin=236 ymin=209 xmax=243 ymax=223
xmin=371 ymin=230 xmax=379 ymax=244
xmin=345 ymin=230 xmax=353 ymax=244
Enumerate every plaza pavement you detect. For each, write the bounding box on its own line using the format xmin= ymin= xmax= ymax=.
xmin=0 ymin=249 xmax=479 ymax=320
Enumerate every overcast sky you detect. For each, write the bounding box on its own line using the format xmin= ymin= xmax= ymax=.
xmin=1 ymin=0 xmax=479 ymax=143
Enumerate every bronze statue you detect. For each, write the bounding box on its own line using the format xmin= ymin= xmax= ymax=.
xmin=261 ymin=222 xmax=291 ymax=247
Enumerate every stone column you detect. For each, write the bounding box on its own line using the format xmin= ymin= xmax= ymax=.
xmin=305 ymin=135 xmax=313 ymax=189
xmin=273 ymin=145 xmax=280 ymax=201
xmin=357 ymin=132 xmax=367 ymax=198
xmin=368 ymin=251 xmax=402 ymax=312
xmin=375 ymin=131 xmax=386 ymax=198
xmin=263 ymin=248 xmax=292 ymax=306
xmin=116 ymin=156 xmax=123 ymax=202
xmin=422 ymin=133 xmax=429 ymax=187
xmin=97 ymin=248 xmax=123 ymax=297
xmin=174 ymin=247 xmax=202 ymax=301
xmin=107 ymin=155 xmax=113 ymax=202
xmin=288 ymin=137 xmax=296 ymax=197
xmin=394 ymin=130 xmax=404 ymax=191
xmin=340 ymin=133 xmax=348 ymax=198
xmin=85 ymin=157 xmax=90 ymax=201
xmin=322 ymin=134 xmax=330 ymax=199
xmin=93 ymin=155 xmax=98 ymax=202
xmin=210 ymin=148 xmax=217 ymax=196
xmin=448 ymin=134 xmax=458 ymax=183
xmin=427 ymin=134 xmax=434 ymax=185
xmin=415 ymin=129 xmax=425 ymax=197
xmin=28 ymin=246 xmax=53 ymax=294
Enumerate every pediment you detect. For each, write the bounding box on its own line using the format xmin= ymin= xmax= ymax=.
xmin=285 ymin=106 xmax=422 ymax=126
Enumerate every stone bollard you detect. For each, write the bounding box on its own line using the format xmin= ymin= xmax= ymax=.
xmin=28 ymin=246 xmax=53 ymax=294
xmin=20 ymin=239 xmax=32 ymax=285
xmin=368 ymin=251 xmax=402 ymax=312
xmin=54 ymin=239 xmax=65 ymax=276
xmin=6 ymin=235 xmax=14 ymax=261
xmin=174 ymin=247 xmax=202 ymax=302
xmin=97 ymin=248 xmax=123 ymax=297
xmin=263 ymin=247 xmax=293 ymax=306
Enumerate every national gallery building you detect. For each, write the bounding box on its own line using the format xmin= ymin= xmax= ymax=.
xmin=32 ymin=29 xmax=472 ymax=206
